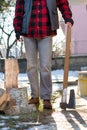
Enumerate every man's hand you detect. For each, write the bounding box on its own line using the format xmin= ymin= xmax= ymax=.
xmin=17 ymin=36 xmax=23 ymax=42
xmin=16 ymin=32 xmax=23 ymax=42
xmin=66 ymin=22 xmax=73 ymax=29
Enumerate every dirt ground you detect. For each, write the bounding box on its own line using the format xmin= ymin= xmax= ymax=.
xmin=0 ymin=86 xmax=87 ymax=130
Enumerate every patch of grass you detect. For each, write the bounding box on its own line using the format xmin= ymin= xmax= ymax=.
xmin=51 ymin=90 xmax=62 ymax=103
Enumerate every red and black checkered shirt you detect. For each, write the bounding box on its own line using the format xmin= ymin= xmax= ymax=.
xmin=13 ymin=0 xmax=72 ymax=38
xmin=25 ymin=0 xmax=56 ymax=38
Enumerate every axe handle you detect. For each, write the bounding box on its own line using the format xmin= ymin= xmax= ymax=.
xmin=63 ymin=25 xmax=71 ymax=89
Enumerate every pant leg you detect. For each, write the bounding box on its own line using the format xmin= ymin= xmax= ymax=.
xmin=38 ymin=36 xmax=52 ymax=100
xmin=24 ymin=37 xmax=39 ymax=98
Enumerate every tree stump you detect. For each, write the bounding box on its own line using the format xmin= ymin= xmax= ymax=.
xmin=4 ymin=87 xmax=36 ymax=115
xmin=0 ymin=88 xmax=36 ymax=115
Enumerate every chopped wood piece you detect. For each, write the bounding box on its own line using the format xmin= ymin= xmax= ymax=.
xmin=4 ymin=59 xmax=19 ymax=89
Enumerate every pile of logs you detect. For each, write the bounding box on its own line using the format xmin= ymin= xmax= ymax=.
xmin=0 ymin=59 xmax=36 ymax=115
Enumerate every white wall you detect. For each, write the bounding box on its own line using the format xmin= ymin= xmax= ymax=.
xmin=71 ymin=5 xmax=87 ymax=55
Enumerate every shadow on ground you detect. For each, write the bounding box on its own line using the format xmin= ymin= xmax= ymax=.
xmin=0 ymin=106 xmax=57 ymax=130
xmin=61 ymin=110 xmax=87 ymax=130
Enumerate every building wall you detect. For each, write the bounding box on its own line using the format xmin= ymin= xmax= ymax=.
xmin=71 ymin=5 xmax=87 ymax=55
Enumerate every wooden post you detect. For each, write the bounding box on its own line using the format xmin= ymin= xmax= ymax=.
xmin=4 ymin=58 xmax=19 ymax=90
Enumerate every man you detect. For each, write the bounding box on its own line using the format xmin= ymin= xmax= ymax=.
xmin=13 ymin=0 xmax=74 ymax=109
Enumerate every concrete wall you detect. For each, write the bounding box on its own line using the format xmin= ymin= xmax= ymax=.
xmin=52 ymin=55 xmax=87 ymax=70
xmin=71 ymin=5 xmax=87 ymax=55
xmin=0 ymin=56 xmax=87 ymax=73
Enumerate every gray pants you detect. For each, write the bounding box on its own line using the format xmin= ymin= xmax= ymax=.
xmin=24 ymin=37 xmax=52 ymax=100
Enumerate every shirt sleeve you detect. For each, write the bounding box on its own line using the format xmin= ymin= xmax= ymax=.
xmin=56 ymin=0 xmax=73 ymax=24
xmin=13 ymin=0 xmax=24 ymax=33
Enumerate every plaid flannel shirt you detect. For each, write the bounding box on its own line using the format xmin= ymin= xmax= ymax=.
xmin=13 ymin=0 xmax=73 ymax=38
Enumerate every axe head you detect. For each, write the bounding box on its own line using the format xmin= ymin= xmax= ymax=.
xmin=60 ymin=102 xmax=68 ymax=110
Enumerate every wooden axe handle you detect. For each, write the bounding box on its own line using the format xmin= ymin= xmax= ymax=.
xmin=63 ymin=25 xmax=71 ymax=89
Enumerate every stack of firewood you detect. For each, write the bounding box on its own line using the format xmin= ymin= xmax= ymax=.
xmin=0 ymin=59 xmax=36 ymax=115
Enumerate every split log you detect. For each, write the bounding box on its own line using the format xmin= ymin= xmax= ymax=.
xmin=0 ymin=88 xmax=9 ymax=111
xmin=0 ymin=58 xmax=19 ymax=112
xmin=4 ymin=58 xmax=19 ymax=90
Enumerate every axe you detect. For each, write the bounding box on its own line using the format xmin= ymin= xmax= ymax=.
xmin=60 ymin=25 xmax=75 ymax=110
